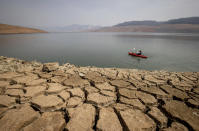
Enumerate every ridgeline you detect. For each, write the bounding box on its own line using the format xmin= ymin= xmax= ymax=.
xmin=92 ymin=17 xmax=199 ymax=33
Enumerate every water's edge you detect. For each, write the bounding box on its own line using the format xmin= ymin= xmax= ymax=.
xmin=1 ymin=56 xmax=198 ymax=73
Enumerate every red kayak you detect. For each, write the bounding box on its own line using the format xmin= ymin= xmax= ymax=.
xmin=128 ymin=52 xmax=148 ymax=58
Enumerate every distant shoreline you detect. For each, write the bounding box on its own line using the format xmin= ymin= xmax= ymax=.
xmin=91 ymin=24 xmax=199 ymax=33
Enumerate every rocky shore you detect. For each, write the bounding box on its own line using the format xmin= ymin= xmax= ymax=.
xmin=0 ymin=56 xmax=199 ymax=131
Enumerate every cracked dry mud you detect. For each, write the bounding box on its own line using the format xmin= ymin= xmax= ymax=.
xmin=0 ymin=56 xmax=199 ymax=131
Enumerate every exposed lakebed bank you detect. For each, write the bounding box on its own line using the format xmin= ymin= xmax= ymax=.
xmin=0 ymin=56 xmax=199 ymax=131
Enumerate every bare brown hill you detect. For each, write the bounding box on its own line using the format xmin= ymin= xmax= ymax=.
xmin=0 ymin=24 xmax=47 ymax=34
xmin=92 ymin=24 xmax=199 ymax=33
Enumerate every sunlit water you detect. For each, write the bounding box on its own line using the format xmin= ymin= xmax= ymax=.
xmin=0 ymin=32 xmax=199 ymax=72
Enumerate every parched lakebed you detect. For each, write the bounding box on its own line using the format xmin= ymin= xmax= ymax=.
xmin=0 ymin=56 xmax=199 ymax=131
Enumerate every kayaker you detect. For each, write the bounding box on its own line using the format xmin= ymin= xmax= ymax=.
xmin=136 ymin=50 xmax=142 ymax=55
xmin=132 ymin=48 xmax=136 ymax=53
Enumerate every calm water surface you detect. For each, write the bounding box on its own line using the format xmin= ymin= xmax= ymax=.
xmin=0 ymin=32 xmax=199 ymax=72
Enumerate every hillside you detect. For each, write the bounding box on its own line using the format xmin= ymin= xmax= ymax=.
xmin=165 ymin=17 xmax=199 ymax=24
xmin=0 ymin=24 xmax=47 ymax=34
xmin=114 ymin=17 xmax=199 ymax=26
xmin=92 ymin=24 xmax=199 ymax=33
xmin=92 ymin=17 xmax=199 ymax=33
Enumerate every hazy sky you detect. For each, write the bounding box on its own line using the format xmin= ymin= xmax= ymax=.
xmin=0 ymin=0 xmax=199 ymax=27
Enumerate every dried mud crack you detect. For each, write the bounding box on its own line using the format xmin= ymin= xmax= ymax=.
xmin=0 ymin=56 xmax=199 ymax=131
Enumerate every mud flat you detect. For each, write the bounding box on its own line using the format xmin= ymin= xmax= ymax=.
xmin=0 ymin=56 xmax=199 ymax=131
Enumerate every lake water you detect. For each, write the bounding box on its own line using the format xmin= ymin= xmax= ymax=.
xmin=0 ymin=32 xmax=199 ymax=72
